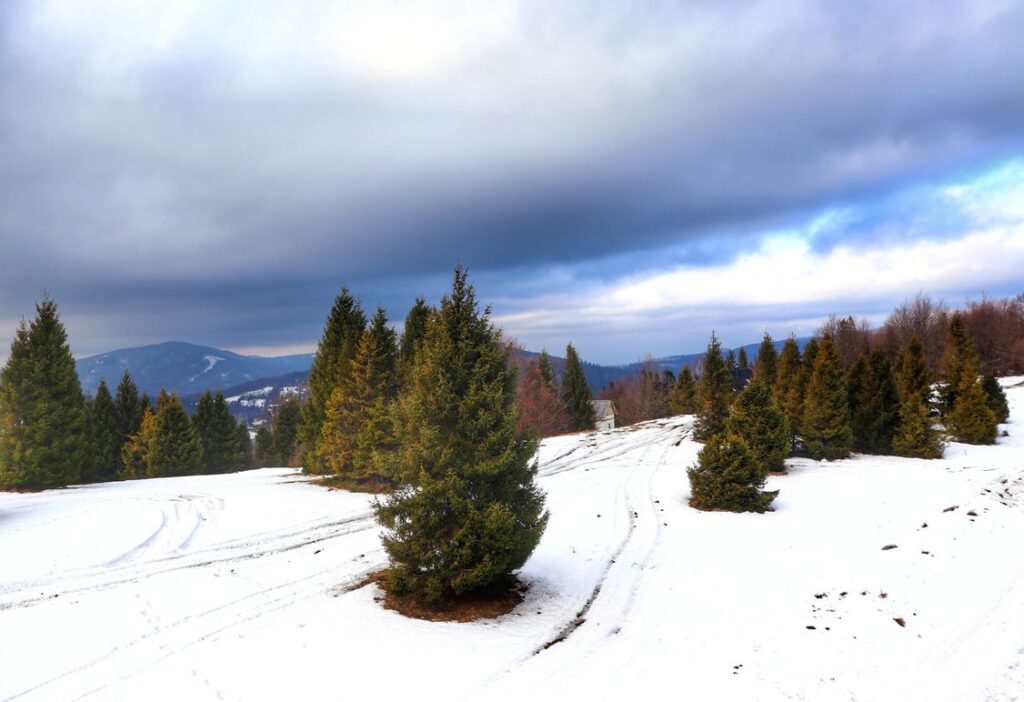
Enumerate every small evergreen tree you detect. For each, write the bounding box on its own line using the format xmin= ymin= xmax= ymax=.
xmin=892 ymin=337 xmax=943 ymax=459
xmin=693 ymin=332 xmax=733 ymax=441
xmin=847 ymin=349 xmax=900 ymax=454
xmin=149 ymin=391 xmax=204 ymax=477
xmin=115 ymin=371 xmax=143 ymax=441
xmin=121 ymin=407 xmax=157 ymax=479
xmin=940 ymin=313 xmax=972 ymax=415
xmin=947 ymin=356 xmax=998 ymax=445
xmin=0 ymin=297 xmax=90 ymax=490
xmin=726 ymin=379 xmax=790 ymax=473
xmin=737 ymin=347 xmax=749 ymax=371
xmin=560 ymin=343 xmax=595 ymax=431
xmin=89 ymin=379 xmax=122 ymax=482
xmin=981 ymin=375 xmax=1010 ymax=424
xmin=271 ymin=398 xmax=303 ymax=466
xmin=752 ymin=332 xmax=778 ymax=389
xmin=894 ymin=336 xmax=930 ymax=404
xmin=193 ymin=391 xmax=244 ymax=474
xmin=801 ymin=334 xmax=852 ymax=460
xmin=400 ymin=297 xmax=432 ymax=368
xmin=236 ymin=420 xmax=252 ymax=469
xmin=538 ymin=349 xmax=557 ymax=393
xmin=375 ymin=266 xmax=547 ymax=605
xmin=773 ymin=335 xmax=804 ymax=443
xmin=668 ymin=365 xmax=698 ymax=415
xmin=299 ymin=288 xmax=367 ymax=473
xmin=687 ymin=435 xmax=777 ymax=513
xmin=254 ymin=425 xmax=275 ymax=467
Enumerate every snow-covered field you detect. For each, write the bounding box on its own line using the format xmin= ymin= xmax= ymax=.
xmin=3 ymin=380 xmax=1024 ymax=701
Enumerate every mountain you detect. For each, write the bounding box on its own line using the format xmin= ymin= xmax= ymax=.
xmin=76 ymin=341 xmax=314 ymax=397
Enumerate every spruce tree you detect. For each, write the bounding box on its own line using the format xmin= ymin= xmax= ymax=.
xmin=271 ymin=398 xmax=303 ymax=466
xmin=668 ymin=365 xmax=698 ymax=415
xmin=895 ymin=336 xmax=930 ymax=404
xmin=940 ymin=313 xmax=972 ymax=415
xmin=121 ymin=407 xmax=157 ymax=479
xmin=737 ymin=347 xmax=749 ymax=371
xmin=981 ymin=375 xmax=1010 ymax=424
xmin=375 ymin=266 xmax=547 ymax=605
xmin=0 ymin=297 xmax=90 ymax=490
xmin=299 ymin=288 xmax=366 ymax=473
xmin=774 ymin=335 xmax=804 ymax=443
xmin=89 ymin=379 xmax=122 ymax=482
xmin=687 ymin=435 xmax=777 ymax=513
xmin=400 ymin=297 xmax=432 ymax=368
xmin=193 ymin=391 xmax=243 ymax=473
xmin=726 ymin=379 xmax=790 ymax=473
xmin=848 ymin=349 xmax=900 ymax=454
xmin=254 ymin=425 xmax=275 ymax=467
xmin=893 ymin=337 xmax=943 ymax=459
xmin=801 ymin=334 xmax=852 ymax=460
xmin=538 ymin=349 xmax=557 ymax=393
xmin=693 ymin=332 xmax=733 ymax=441
xmin=560 ymin=343 xmax=595 ymax=431
xmin=115 ymin=371 xmax=143 ymax=446
xmin=149 ymin=391 xmax=204 ymax=477
xmin=236 ymin=420 xmax=252 ymax=469
xmin=753 ymin=332 xmax=778 ymax=389
xmin=947 ymin=356 xmax=998 ymax=444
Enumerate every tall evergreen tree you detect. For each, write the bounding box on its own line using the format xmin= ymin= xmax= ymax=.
xmin=847 ymin=349 xmax=900 ymax=454
xmin=774 ymin=335 xmax=804 ymax=442
xmin=193 ymin=391 xmax=244 ymax=474
xmin=687 ymin=435 xmax=778 ymax=513
xmin=892 ymin=337 xmax=943 ymax=459
xmin=737 ymin=347 xmax=749 ymax=371
xmin=299 ymin=288 xmax=367 ymax=473
xmin=121 ymin=407 xmax=157 ymax=479
xmin=947 ymin=355 xmax=998 ymax=445
xmin=981 ymin=375 xmax=1010 ymax=424
xmin=940 ymin=313 xmax=972 ymax=415
xmin=560 ymin=343 xmax=595 ymax=431
xmin=254 ymin=425 xmax=275 ymax=468
xmin=801 ymin=334 xmax=852 ymax=460
xmin=236 ymin=420 xmax=252 ymax=469
xmin=538 ymin=349 xmax=557 ymax=393
xmin=753 ymin=332 xmax=778 ymax=389
xmin=375 ymin=266 xmax=547 ymax=605
xmin=894 ymin=336 xmax=930 ymax=404
xmin=271 ymin=398 xmax=303 ymax=466
xmin=668 ymin=365 xmax=698 ymax=415
xmin=149 ymin=391 xmax=204 ymax=478
xmin=115 ymin=371 xmax=143 ymax=447
xmin=89 ymin=379 xmax=122 ymax=482
xmin=726 ymin=379 xmax=790 ymax=473
xmin=0 ymin=297 xmax=90 ymax=490
xmin=693 ymin=332 xmax=733 ymax=442
xmin=400 ymin=297 xmax=432 ymax=368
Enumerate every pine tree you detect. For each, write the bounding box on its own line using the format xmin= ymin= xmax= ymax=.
xmin=560 ymin=343 xmax=595 ymax=431
xmin=894 ymin=336 xmax=929 ymax=404
xmin=892 ymin=337 xmax=943 ymax=459
xmin=737 ymin=347 xmax=749 ymax=371
xmin=848 ymin=349 xmax=900 ymax=454
xmin=668 ymin=365 xmax=698 ymax=415
xmin=981 ymin=375 xmax=1010 ymax=424
xmin=538 ymin=349 xmax=557 ymax=393
xmin=236 ymin=420 xmax=252 ymax=469
xmin=801 ymin=334 xmax=852 ymax=460
xmin=121 ymin=407 xmax=157 ymax=479
xmin=89 ymin=379 xmax=122 ymax=482
xmin=193 ymin=391 xmax=243 ymax=474
xmin=726 ymin=379 xmax=790 ymax=473
xmin=271 ymin=398 xmax=303 ymax=466
xmin=254 ymin=426 xmax=275 ymax=467
xmin=299 ymin=288 xmax=367 ymax=473
xmin=400 ymin=297 xmax=432 ymax=368
xmin=149 ymin=391 xmax=203 ymax=477
xmin=320 ymin=307 xmax=400 ymax=484
xmin=0 ymin=297 xmax=90 ymax=490
xmin=375 ymin=266 xmax=547 ymax=605
xmin=693 ymin=332 xmax=733 ymax=442
xmin=726 ymin=349 xmax=737 ymax=371
xmin=774 ymin=335 xmax=804 ymax=443
xmin=940 ymin=313 xmax=972 ymax=415
xmin=752 ymin=332 xmax=778 ymax=389
xmin=687 ymin=435 xmax=778 ymax=513
xmin=947 ymin=355 xmax=998 ymax=445
xmin=115 ymin=371 xmax=143 ymax=447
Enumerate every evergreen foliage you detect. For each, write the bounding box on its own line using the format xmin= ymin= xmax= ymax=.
xmin=236 ymin=420 xmax=252 ymax=469
xmin=115 ymin=371 xmax=143 ymax=446
xmin=773 ymin=335 xmax=804 ymax=441
xmin=894 ymin=336 xmax=930 ymax=404
xmin=560 ymin=343 xmax=595 ymax=431
xmin=737 ymin=347 xmax=749 ymax=371
xmin=940 ymin=313 xmax=972 ymax=414
xmin=148 ymin=391 xmax=203 ymax=478
xmin=121 ymin=407 xmax=157 ymax=479
xmin=668 ymin=365 xmax=698 ymax=415
xmin=375 ymin=266 xmax=547 ymax=605
xmin=981 ymin=375 xmax=1010 ymax=424
xmin=400 ymin=297 xmax=432 ymax=367
xmin=538 ymin=349 xmax=556 ymax=393
xmin=892 ymin=338 xmax=943 ymax=458
xmin=0 ymin=297 xmax=90 ymax=490
xmin=752 ymin=332 xmax=778 ymax=389
xmin=947 ymin=356 xmax=998 ymax=445
xmin=254 ymin=426 xmax=275 ymax=467
xmin=801 ymin=334 xmax=852 ymax=460
xmin=89 ymin=379 xmax=122 ymax=482
xmin=693 ymin=332 xmax=733 ymax=442
xmin=271 ymin=398 xmax=303 ymax=466
xmin=687 ymin=435 xmax=778 ymax=513
xmin=847 ymin=349 xmax=900 ymax=454
xmin=299 ymin=288 xmax=367 ymax=473
xmin=726 ymin=379 xmax=790 ymax=473
xmin=193 ymin=391 xmax=246 ymax=473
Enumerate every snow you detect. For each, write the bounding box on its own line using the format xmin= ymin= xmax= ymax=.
xmin=187 ymin=355 xmax=224 ymax=383
xmin=2 ymin=379 xmax=1024 ymax=700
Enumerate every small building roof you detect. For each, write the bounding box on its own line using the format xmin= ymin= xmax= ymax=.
xmin=590 ymin=399 xmax=616 ymax=420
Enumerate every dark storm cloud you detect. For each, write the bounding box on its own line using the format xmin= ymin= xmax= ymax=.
xmin=1 ymin=0 xmax=1023 ymax=358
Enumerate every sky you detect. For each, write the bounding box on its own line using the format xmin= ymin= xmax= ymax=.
xmin=1 ymin=0 xmax=1023 ymax=365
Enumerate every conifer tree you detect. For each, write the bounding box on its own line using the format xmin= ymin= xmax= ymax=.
xmin=560 ymin=343 xmax=595 ymax=431
xmin=693 ymin=332 xmax=733 ymax=441
xmin=981 ymin=375 xmax=1010 ymax=424
xmin=847 ymin=349 xmax=900 ymax=454
xmin=149 ymin=391 xmax=203 ymax=477
xmin=892 ymin=337 xmax=943 ymax=459
xmin=0 ymin=297 xmax=90 ymax=490
xmin=687 ymin=435 xmax=778 ymax=513
xmin=271 ymin=398 xmax=303 ymax=466
xmin=773 ymin=335 xmax=804 ymax=441
xmin=299 ymin=288 xmax=366 ymax=472
xmin=254 ymin=426 xmax=275 ymax=467
xmin=726 ymin=379 xmax=790 ymax=473
xmin=726 ymin=349 xmax=737 ymax=371
xmin=193 ymin=391 xmax=244 ymax=473
xmin=753 ymin=332 xmax=778 ymax=389
xmin=940 ymin=313 xmax=972 ymax=415
xmin=801 ymin=334 xmax=852 ymax=460
xmin=894 ymin=336 xmax=930 ymax=404
xmin=320 ymin=307 xmax=399 ymax=483
xmin=236 ymin=420 xmax=252 ymax=469
xmin=668 ymin=365 xmax=698 ymax=415
xmin=375 ymin=266 xmax=547 ymax=605
xmin=737 ymin=347 xmax=749 ymax=371
xmin=89 ymin=379 xmax=122 ymax=482
xmin=947 ymin=355 xmax=998 ymax=445
xmin=400 ymin=297 xmax=432 ymax=368
xmin=115 ymin=371 xmax=143 ymax=446
xmin=121 ymin=407 xmax=157 ymax=479
xmin=538 ymin=349 xmax=557 ymax=393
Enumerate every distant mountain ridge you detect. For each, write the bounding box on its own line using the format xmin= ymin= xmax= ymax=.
xmin=76 ymin=341 xmax=314 ymax=397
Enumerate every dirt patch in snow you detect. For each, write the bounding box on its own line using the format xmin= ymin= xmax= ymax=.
xmin=369 ymin=570 xmax=529 ymax=622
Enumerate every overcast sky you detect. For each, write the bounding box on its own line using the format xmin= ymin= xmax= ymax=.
xmin=1 ymin=0 xmax=1023 ymax=364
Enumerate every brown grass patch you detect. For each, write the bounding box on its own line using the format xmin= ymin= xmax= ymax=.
xmin=368 ymin=569 xmax=528 ymax=622
xmin=313 ymin=476 xmax=394 ymax=494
